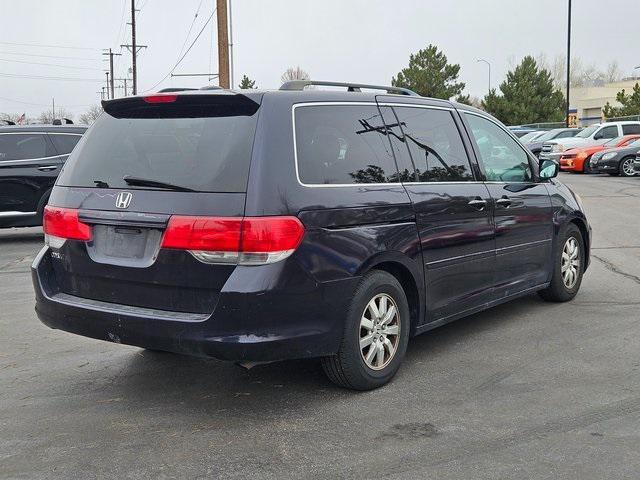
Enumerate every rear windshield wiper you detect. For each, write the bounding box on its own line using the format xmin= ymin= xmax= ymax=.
xmin=122 ymin=175 xmax=196 ymax=192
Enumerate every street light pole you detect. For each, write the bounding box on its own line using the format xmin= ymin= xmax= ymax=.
xmin=477 ymin=58 xmax=491 ymax=95
xmin=566 ymin=0 xmax=572 ymax=127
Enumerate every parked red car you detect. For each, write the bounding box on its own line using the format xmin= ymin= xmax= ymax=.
xmin=559 ymin=135 xmax=640 ymax=173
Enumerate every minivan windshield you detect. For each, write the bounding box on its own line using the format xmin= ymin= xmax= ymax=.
xmin=57 ymin=103 xmax=259 ymax=193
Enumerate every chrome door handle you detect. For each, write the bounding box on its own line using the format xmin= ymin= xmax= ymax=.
xmin=496 ymin=197 xmax=512 ymax=207
xmin=37 ymin=165 xmax=58 ymax=171
xmin=467 ymin=199 xmax=487 ymax=210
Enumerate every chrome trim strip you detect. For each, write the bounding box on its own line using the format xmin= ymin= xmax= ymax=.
xmin=0 ymin=153 xmax=67 ymax=164
xmin=0 ymin=211 xmax=37 ymax=218
xmin=426 ymin=239 xmax=552 ymax=266
xmin=0 ymin=132 xmax=82 ymax=136
xmin=50 ymin=292 xmax=210 ymax=322
xmin=426 ymin=249 xmax=494 ymax=266
xmin=379 ymin=102 xmax=454 ymax=111
xmin=496 ymin=238 xmax=551 ymax=252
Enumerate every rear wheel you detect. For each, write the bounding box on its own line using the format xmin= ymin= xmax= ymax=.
xmin=619 ymin=157 xmax=636 ymax=177
xmin=539 ymin=224 xmax=584 ymax=302
xmin=321 ymin=270 xmax=410 ymax=390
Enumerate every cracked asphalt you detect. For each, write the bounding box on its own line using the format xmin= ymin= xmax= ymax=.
xmin=1 ymin=173 xmax=639 ymax=479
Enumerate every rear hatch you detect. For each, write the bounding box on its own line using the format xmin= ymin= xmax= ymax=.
xmin=46 ymin=92 xmax=262 ymax=314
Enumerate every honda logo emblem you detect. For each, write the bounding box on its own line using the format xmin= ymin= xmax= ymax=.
xmin=115 ymin=191 xmax=133 ymax=209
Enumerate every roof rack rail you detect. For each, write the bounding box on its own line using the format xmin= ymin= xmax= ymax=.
xmin=279 ymin=80 xmax=418 ymax=96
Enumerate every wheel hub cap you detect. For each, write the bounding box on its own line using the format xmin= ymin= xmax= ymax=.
xmin=359 ymin=293 xmax=401 ymax=370
xmin=561 ymin=237 xmax=580 ymax=289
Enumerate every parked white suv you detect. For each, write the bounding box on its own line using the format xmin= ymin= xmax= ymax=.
xmin=539 ymin=121 xmax=640 ymax=161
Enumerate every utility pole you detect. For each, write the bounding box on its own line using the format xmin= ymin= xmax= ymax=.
xmin=216 ymin=0 xmax=230 ymax=88
xmin=121 ymin=0 xmax=147 ymax=95
xmin=566 ymin=0 xmax=572 ymax=127
xmin=103 ymin=48 xmax=122 ymax=99
xmin=52 ymin=98 xmax=55 ymax=121
xmin=105 ymin=72 xmax=110 ymax=100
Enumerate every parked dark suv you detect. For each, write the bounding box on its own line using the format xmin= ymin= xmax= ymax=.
xmin=1 ymin=124 xmax=86 ymax=228
xmin=32 ymin=81 xmax=591 ymax=390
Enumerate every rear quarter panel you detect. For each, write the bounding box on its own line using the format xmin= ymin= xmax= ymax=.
xmin=245 ymin=94 xmax=426 ymax=329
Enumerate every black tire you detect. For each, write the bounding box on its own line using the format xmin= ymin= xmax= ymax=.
xmin=582 ymin=157 xmax=591 ymax=173
xmin=321 ymin=270 xmax=410 ymax=390
xmin=539 ymin=224 xmax=584 ymax=302
xmin=619 ymin=156 xmax=636 ymax=177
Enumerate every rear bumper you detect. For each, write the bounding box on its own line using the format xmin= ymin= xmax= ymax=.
xmin=32 ymin=246 xmax=357 ymax=362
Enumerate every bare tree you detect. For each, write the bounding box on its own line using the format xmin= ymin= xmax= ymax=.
xmin=79 ymin=105 xmax=103 ymax=125
xmin=537 ymin=54 xmax=621 ymax=90
xmin=280 ymin=66 xmax=310 ymax=84
xmin=604 ymin=61 xmax=622 ymax=83
xmin=38 ymin=107 xmax=73 ymax=124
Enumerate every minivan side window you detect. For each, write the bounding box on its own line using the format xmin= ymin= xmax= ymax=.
xmin=393 ymin=106 xmax=473 ymax=182
xmin=594 ymin=125 xmax=618 ymax=140
xmin=50 ymin=134 xmax=82 ymax=155
xmin=622 ymin=124 xmax=640 ymax=135
xmin=294 ymin=105 xmax=398 ymax=185
xmin=464 ymin=113 xmax=532 ymax=182
xmin=0 ymin=134 xmax=49 ymax=161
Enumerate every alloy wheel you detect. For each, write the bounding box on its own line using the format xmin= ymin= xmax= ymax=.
xmin=561 ymin=237 xmax=580 ymax=289
xmin=359 ymin=293 xmax=401 ymax=370
xmin=622 ymin=158 xmax=636 ymax=176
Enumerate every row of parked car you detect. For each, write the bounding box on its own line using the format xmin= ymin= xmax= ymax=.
xmin=514 ymin=121 xmax=640 ymax=177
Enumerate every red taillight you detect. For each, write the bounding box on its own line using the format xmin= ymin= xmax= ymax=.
xmin=143 ymin=94 xmax=178 ymax=104
xmin=240 ymin=217 xmax=305 ymax=252
xmin=161 ymin=216 xmax=305 ymax=265
xmin=161 ymin=216 xmax=242 ymax=252
xmin=43 ymin=206 xmax=92 ymax=241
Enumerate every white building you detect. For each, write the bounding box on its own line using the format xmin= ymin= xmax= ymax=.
xmin=570 ymin=78 xmax=640 ymax=126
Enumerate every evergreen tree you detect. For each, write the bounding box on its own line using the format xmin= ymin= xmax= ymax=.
xmin=239 ymin=75 xmax=257 ymax=89
xmin=603 ymin=83 xmax=640 ymax=118
xmin=392 ymin=44 xmax=465 ymax=99
xmin=482 ymin=56 xmax=565 ymax=125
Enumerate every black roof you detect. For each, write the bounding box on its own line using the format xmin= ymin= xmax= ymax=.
xmin=0 ymin=124 xmax=87 ymax=134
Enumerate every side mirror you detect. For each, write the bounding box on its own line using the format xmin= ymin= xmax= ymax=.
xmin=539 ymin=159 xmax=559 ymax=179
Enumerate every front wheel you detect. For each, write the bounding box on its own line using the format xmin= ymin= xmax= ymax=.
xmin=321 ymin=270 xmax=410 ymax=390
xmin=619 ymin=157 xmax=636 ymax=177
xmin=539 ymin=224 xmax=584 ymax=302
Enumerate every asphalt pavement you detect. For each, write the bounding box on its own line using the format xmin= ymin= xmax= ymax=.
xmin=1 ymin=173 xmax=639 ymax=479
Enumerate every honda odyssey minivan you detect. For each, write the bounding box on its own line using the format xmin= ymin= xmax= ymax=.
xmin=32 ymin=81 xmax=591 ymax=390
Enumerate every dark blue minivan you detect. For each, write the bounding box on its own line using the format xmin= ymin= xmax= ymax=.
xmin=32 ymin=81 xmax=591 ymax=390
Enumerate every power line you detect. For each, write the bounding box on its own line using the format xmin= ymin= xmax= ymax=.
xmin=0 ymin=51 xmax=99 ymax=61
xmin=142 ymin=6 xmax=216 ymax=93
xmin=178 ymin=0 xmax=205 ymax=60
xmin=114 ymin=0 xmax=128 ymax=46
xmin=0 ymin=95 xmax=92 ymax=108
xmin=0 ymin=41 xmax=101 ymax=51
xmin=0 ymin=73 xmax=103 ymax=82
xmin=0 ymin=58 xmax=103 ymax=71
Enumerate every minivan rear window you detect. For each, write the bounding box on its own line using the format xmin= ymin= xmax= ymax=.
xmin=294 ymin=105 xmax=398 ymax=185
xmin=57 ymin=98 xmax=259 ymax=193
